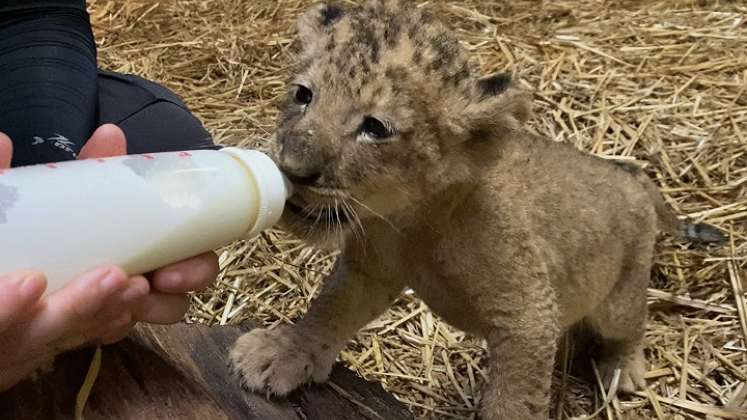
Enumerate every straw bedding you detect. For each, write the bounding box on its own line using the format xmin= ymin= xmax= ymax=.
xmin=90 ymin=1 xmax=746 ymax=418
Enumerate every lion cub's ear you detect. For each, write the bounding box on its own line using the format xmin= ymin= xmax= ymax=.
xmin=449 ymin=73 xmax=532 ymax=141
xmin=297 ymin=2 xmax=346 ymax=49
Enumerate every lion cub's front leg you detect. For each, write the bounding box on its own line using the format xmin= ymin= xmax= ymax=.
xmin=480 ymin=280 xmax=560 ymax=419
xmin=230 ymin=259 xmax=402 ymax=396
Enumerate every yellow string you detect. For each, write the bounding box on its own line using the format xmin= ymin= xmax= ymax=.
xmin=74 ymin=345 xmax=102 ymax=420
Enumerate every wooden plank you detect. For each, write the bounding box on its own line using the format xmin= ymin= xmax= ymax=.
xmin=0 ymin=323 xmax=413 ymax=420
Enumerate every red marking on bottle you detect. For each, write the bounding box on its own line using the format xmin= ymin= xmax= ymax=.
xmin=46 ymin=163 xmax=58 ymax=169
xmin=96 ymin=158 xmax=106 ymax=163
xmin=0 ymin=169 xmax=5 ymax=175
xmin=142 ymin=154 xmax=155 ymax=160
xmin=177 ymin=151 xmax=192 ymax=158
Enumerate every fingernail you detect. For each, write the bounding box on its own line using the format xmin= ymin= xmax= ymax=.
xmin=101 ymin=270 xmax=124 ymax=292
xmin=159 ymin=271 xmax=182 ymax=290
xmin=77 ymin=267 xmax=113 ymax=292
xmin=110 ymin=312 xmax=132 ymax=329
xmin=16 ymin=274 xmax=45 ymax=299
xmin=121 ymin=281 xmax=148 ymax=303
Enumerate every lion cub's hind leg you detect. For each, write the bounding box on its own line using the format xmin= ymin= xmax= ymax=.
xmin=583 ymin=240 xmax=654 ymax=394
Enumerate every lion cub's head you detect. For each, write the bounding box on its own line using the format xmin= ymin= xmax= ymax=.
xmin=275 ymin=0 xmax=530 ymax=245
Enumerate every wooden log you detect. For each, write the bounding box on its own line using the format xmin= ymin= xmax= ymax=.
xmin=0 ymin=323 xmax=413 ymax=420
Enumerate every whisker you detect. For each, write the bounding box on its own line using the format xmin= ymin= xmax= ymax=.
xmin=341 ymin=199 xmax=363 ymax=245
xmin=340 ymin=201 xmax=360 ymax=241
xmin=325 ymin=203 xmax=332 ymax=242
xmin=308 ymin=202 xmax=324 ymax=233
xmin=298 ymin=202 xmax=321 ymax=242
xmin=301 ymin=203 xmax=319 ymax=218
xmin=346 ymin=195 xmax=402 ymax=235
xmin=342 ymin=199 xmax=366 ymax=243
xmin=333 ymin=198 xmax=342 ymax=243
xmin=337 ymin=201 xmax=346 ymax=244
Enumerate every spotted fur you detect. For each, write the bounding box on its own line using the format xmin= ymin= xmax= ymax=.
xmin=230 ymin=2 xmax=723 ymax=419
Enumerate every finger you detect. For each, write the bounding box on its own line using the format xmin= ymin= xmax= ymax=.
xmin=78 ymin=124 xmax=127 ymax=159
xmin=0 ymin=356 xmax=50 ymax=392
xmin=0 ymin=272 xmax=47 ymax=333
xmin=100 ymin=321 xmax=136 ymax=345
xmin=134 ymin=292 xmax=190 ymax=325
xmin=42 ymin=308 xmax=131 ymax=353
xmin=118 ymin=275 xmax=151 ymax=307
xmin=150 ymin=252 xmax=219 ymax=294
xmin=23 ymin=266 xmax=128 ymax=346
xmin=99 ymin=275 xmax=150 ymax=318
xmin=0 ymin=132 xmax=12 ymax=169
xmin=94 ymin=311 xmax=132 ymax=344
xmin=42 ymin=274 xmax=147 ymax=351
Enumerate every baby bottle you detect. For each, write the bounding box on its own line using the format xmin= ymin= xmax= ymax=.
xmin=0 ymin=148 xmax=291 ymax=295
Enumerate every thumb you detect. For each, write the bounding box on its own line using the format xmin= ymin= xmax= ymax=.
xmin=0 ymin=132 xmax=12 ymax=169
xmin=78 ymin=124 xmax=127 ymax=160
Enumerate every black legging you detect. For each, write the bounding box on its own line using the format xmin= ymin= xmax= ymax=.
xmin=0 ymin=0 xmax=215 ymax=168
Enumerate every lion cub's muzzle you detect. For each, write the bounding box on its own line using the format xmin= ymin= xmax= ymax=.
xmin=285 ymin=187 xmax=352 ymax=225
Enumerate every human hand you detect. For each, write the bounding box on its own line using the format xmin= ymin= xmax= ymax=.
xmin=80 ymin=125 xmax=220 ymax=324
xmin=0 ymin=126 xmax=218 ymax=391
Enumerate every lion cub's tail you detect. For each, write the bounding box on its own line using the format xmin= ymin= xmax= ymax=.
xmin=616 ymin=161 xmax=726 ymax=244
xmin=638 ymin=171 xmax=726 ymax=244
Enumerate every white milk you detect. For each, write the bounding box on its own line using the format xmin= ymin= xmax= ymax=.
xmin=0 ymin=148 xmax=291 ymax=295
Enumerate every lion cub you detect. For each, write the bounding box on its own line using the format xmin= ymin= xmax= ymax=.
xmin=230 ymin=1 xmax=723 ymax=418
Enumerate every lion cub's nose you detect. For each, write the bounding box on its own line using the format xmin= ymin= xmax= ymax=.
xmin=281 ymin=165 xmax=322 ymax=186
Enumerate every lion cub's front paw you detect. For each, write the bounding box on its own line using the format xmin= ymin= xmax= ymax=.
xmin=229 ymin=326 xmax=334 ymax=397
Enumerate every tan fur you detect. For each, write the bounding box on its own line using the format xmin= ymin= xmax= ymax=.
xmin=230 ymin=2 xmax=720 ymax=418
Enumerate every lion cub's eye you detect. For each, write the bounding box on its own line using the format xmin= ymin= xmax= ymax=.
xmin=359 ymin=116 xmax=394 ymax=143
xmin=294 ymin=85 xmax=313 ymax=105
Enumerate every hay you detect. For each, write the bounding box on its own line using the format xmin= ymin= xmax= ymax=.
xmin=90 ymin=0 xmax=746 ymax=418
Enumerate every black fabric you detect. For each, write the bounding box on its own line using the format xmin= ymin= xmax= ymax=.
xmin=0 ymin=1 xmax=86 ymax=17
xmin=0 ymin=0 xmax=216 ymax=168
xmin=97 ymin=70 xmax=217 ymax=154
xmin=0 ymin=1 xmax=97 ymax=166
